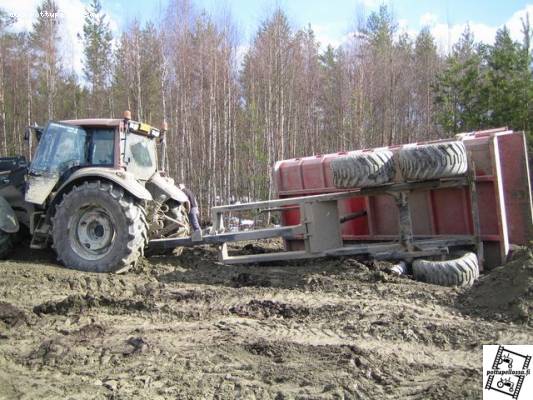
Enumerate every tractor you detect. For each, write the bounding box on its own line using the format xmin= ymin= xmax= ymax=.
xmin=0 ymin=112 xmax=191 ymax=273
xmin=497 ymin=354 xmax=514 ymax=369
xmin=497 ymin=377 xmax=515 ymax=393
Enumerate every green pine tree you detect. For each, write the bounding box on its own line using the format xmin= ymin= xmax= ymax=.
xmin=139 ymin=23 xmax=164 ymax=124
xmin=434 ymin=26 xmax=487 ymax=133
xmin=486 ymin=26 xmax=528 ymax=131
xmin=82 ymin=0 xmax=112 ymax=116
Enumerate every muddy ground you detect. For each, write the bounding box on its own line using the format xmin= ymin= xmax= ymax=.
xmin=0 ymin=241 xmax=531 ymax=400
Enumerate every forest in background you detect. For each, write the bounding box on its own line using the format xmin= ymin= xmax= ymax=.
xmin=0 ymin=0 xmax=531 ymax=212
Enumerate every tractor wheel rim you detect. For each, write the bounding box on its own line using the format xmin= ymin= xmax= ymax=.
xmin=70 ymin=205 xmax=116 ymax=260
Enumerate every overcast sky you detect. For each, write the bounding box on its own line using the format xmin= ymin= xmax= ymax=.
xmin=1 ymin=0 xmax=532 ymax=76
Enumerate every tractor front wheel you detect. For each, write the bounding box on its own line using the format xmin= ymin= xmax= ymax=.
xmin=52 ymin=181 xmax=148 ymax=273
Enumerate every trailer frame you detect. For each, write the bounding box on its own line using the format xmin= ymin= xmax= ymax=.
xmin=148 ymin=164 xmax=482 ymax=266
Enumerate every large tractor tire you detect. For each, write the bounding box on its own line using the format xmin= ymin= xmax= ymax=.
xmin=146 ymin=201 xmax=191 ymax=256
xmin=0 ymin=231 xmax=13 ymax=259
xmin=413 ymin=252 xmax=479 ymax=287
xmin=52 ymin=181 xmax=148 ymax=273
xmin=331 ymin=150 xmax=395 ymax=188
xmin=398 ymin=141 xmax=468 ymax=181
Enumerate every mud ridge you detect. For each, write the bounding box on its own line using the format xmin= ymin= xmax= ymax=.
xmin=33 ymin=294 xmax=153 ymax=316
xmin=457 ymin=249 xmax=533 ymax=326
xmin=229 ymin=300 xmax=310 ymax=319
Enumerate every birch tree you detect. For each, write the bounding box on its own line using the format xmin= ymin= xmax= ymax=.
xmin=31 ymin=0 xmax=61 ymax=120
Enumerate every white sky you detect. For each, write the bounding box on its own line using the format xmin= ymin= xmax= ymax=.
xmin=1 ymin=0 xmax=119 ymax=77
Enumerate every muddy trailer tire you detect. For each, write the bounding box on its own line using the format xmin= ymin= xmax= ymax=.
xmin=412 ymin=252 xmax=479 ymax=287
xmin=0 ymin=231 xmax=13 ymax=259
xmin=398 ymin=141 xmax=468 ymax=181
xmin=52 ymin=181 xmax=148 ymax=273
xmin=331 ymin=150 xmax=395 ymax=188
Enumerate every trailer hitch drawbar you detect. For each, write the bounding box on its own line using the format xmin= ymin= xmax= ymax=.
xmin=148 ymin=176 xmax=478 ymax=265
xmin=148 ymin=210 xmax=367 ymax=252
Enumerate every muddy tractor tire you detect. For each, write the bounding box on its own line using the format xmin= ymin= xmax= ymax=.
xmin=52 ymin=181 xmax=148 ymax=273
xmin=0 ymin=231 xmax=13 ymax=259
xmin=398 ymin=141 xmax=468 ymax=181
xmin=413 ymin=252 xmax=479 ymax=287
xmin=146 ymin=201 xmax=191 ymax=257
xmin=331 ymin=150 xmax=395 ymax=188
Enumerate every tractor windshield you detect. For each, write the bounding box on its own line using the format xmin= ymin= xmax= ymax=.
xmin=31 ymin=123 xmax=86 ymax=174
xmin=30 ymin=122 xmax=115 ymax=175
xmin=124 ymin=132 xmax=157 ymax=180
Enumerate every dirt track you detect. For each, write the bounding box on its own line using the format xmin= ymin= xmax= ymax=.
xmin=0 ymin=242 xmax=531 ymax=399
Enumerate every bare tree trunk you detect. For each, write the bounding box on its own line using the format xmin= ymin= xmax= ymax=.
xmin=0 ymin=45 xmax=6 ymax=156
xmin=26 ymin=53 xmax=32 ymax=159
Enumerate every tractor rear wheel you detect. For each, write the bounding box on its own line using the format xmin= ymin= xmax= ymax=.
xmin=0 ymin=231 xmax=13 ymax=259
xmin=412 ymin=252 xmax=479 ymax=287
xmin=331 ymin=150 xmax=395 ymax=188
xmin=52 ymin=181 xmax=148 ymax=273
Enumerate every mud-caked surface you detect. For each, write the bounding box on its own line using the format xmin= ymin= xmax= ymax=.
xmin=0 ymin=242 xmax=532 ymax=399
xmin=458 ymin=248 xmax=533 ymax=326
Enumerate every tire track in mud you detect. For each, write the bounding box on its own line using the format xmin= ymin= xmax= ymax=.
xmin=0 ymin=245 xmax=531 ymax=399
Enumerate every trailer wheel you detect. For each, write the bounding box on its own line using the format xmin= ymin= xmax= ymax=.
xmin=52 ymin=181 xmax=148 ymax=273
xmin=331 ymin=150 xmax=395 ymax=188
xmin=398 ymin=141 xmax=468 ymax=181
xmin=0 ymin=231 xmax=13 ymax=259
xmin=413 ymin=252 xmax=479 ymax=287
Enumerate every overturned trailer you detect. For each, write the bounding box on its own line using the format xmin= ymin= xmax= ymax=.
xmin=150 ymin=128 xmax=532 ymax=286
xmin=274 ymin=128 xmax=532 ymax=269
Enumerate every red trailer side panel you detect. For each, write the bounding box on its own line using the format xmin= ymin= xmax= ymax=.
xmin=274 ymin=130 xmax=532 ymax=268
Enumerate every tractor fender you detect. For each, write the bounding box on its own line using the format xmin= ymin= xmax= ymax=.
xmin=0 ymin=196 xmax=19 ymax=233
xmin=146 ymin=173 xmax=191 ymax=211
xmin=55 ymin=168 xmax=153 ymax=202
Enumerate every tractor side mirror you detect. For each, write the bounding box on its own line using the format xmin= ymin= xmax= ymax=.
xmin=24 ymin=124 xmax=43 ymax=142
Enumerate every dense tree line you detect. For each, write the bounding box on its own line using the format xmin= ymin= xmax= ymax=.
xmin=0 ymin=0 xmax=531 ymax=212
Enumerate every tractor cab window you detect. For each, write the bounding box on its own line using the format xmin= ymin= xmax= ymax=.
xmin=31 ymin=122 xmax=87 ymax=175
xmin=124 ymin=132 xmax=157 ymax=180
xmin=89 ymin=130 xmax=114 ymax=165
xmin=30 ymin=122 xmax=116 ymax=175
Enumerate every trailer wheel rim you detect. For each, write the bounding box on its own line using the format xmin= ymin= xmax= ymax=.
xmin=69 ymin=205 xmax=116 ymax=260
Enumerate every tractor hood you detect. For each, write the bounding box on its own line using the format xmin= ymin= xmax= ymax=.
xmin=25 ymin=173 xmax=60 ymax=205
xmin=0 ymin=196 xmax=19 ymax=233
